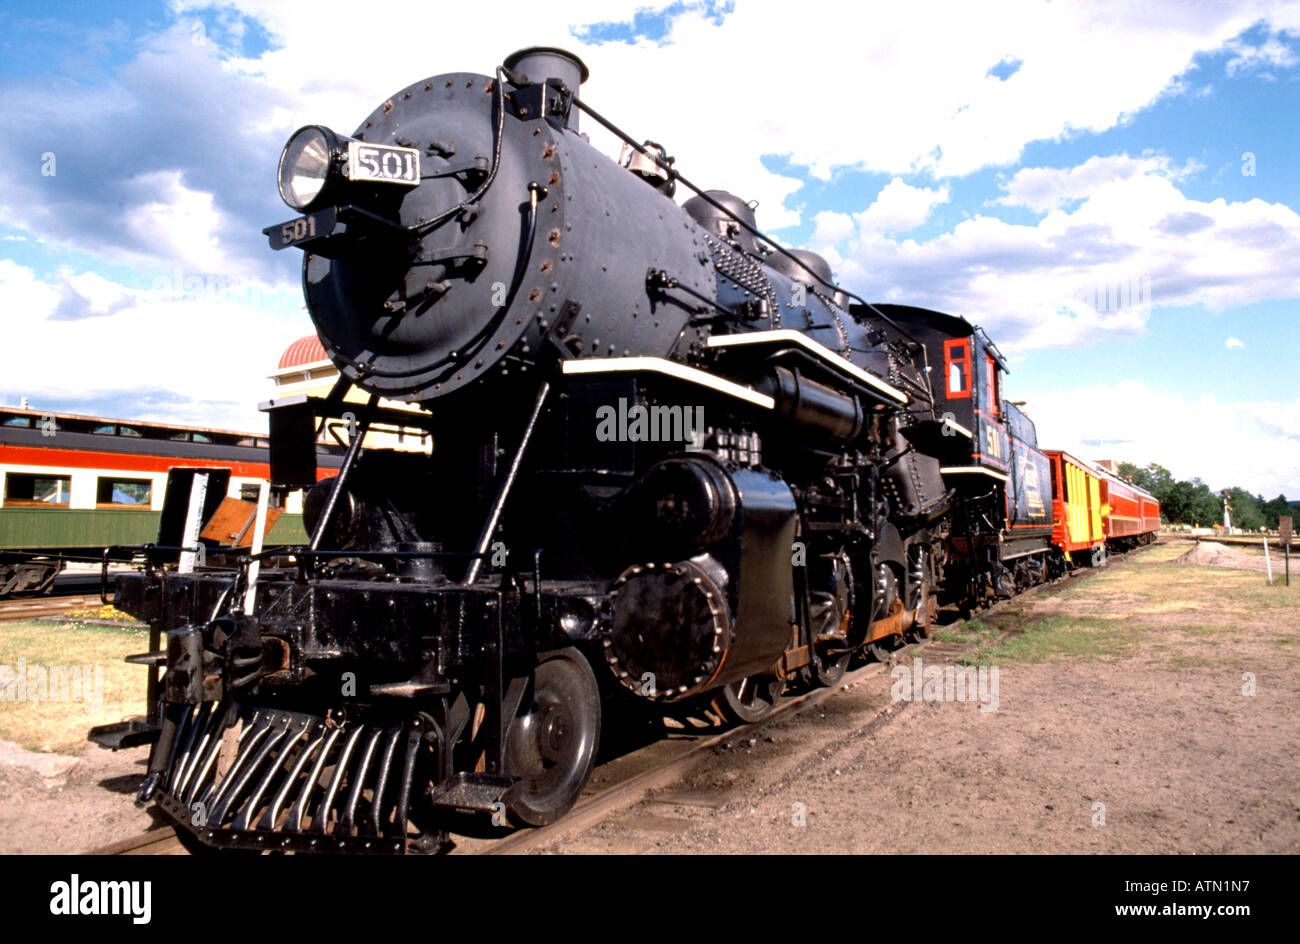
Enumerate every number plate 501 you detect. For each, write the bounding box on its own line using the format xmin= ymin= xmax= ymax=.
xmin=347 ymin=141 xmax=420 ymax=186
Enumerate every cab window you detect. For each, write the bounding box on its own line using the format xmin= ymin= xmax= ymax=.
xmin=944 ymin=338 xmax=971 ymax=399
xmin=986 ymin=354 xmax=1000 ymax=417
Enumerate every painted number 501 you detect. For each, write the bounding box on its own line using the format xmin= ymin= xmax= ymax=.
xmin=281 ymin=216 xmax=317 ymax=245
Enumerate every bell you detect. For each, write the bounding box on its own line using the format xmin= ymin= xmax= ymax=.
xmin=620 ymin=141 xmax=675 ymax=196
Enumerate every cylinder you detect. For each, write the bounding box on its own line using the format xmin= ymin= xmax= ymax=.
xmin=634 ymin=455 xmax=738 ymax=552
xmin=759 ymin=366 xmax=864 ymax=442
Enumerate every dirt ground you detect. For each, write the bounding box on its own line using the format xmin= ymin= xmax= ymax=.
xmin=529 ymin=660 xmax=1298 ymax=854
xmin=532 ymin=540 xmax=1300 ymax=854
xmin=0 ymin=538 xmax=1295 ymax=854
xmin=1176 ymin=539 xmax=1277 ymax=573
xmin=0 ymin=738 xmax=155 ymax=853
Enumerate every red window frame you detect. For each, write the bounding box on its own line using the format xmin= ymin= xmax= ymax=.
xmin=944 ymin=338 xmax=971 ymax=399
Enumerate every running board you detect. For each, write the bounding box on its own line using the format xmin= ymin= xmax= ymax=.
xmin=88 ymin=719 xmax=161 ymax=750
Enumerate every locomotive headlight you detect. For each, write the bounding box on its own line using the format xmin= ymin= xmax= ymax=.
xmin=277 ymin=124 xmax=422 ymax=213
xmin=277 ymin=125 xmax=339 ymax=212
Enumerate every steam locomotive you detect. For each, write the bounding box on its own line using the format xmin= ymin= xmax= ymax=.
xmin=91 ymin=47 xmax=1152 ymax=853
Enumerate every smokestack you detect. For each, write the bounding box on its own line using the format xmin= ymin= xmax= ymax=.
xmin=503 ymin=47 xmax=589 ymax=131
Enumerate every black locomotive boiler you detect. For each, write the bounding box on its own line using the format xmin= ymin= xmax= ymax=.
xmin=99 ymin=47 xmax=965 ymax=853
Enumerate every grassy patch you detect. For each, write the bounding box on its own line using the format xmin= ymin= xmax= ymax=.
xmin=1039 ymin=567 xmax=1137 ymax=601
xmin=0 ymin=619 xmax=150 ymax=754
xmin=952 ymin=544 xmax=1300 ymax=669
xmin=1232 ymin=580 xmax=1300 ymax=609
xmin=962 ymin=616 xmax=1139 ymax=666
xmin=1139 ymin=543 xmax=1195 ymax=564
xmin=935 ymin=620 xmax=999 ymax=644
xmin=1176 ymin=623 xmax=1234 ymax=637
xmin=1162 ymin=654 xmax=1216 ymax=670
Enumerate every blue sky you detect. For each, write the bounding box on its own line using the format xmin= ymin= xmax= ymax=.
xmin=1 ymin=0 xmax=1298 ymax=497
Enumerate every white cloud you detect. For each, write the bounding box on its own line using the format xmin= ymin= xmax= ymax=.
xmin=4 ymin=1 xmax=1300 ymax=443
xmin=858 ymin=178 xmax=950 ymax=234
xmin=995 ymin=154 xmax=1198 ymax=213
xmin=0 ymin=260 xmax=307 ymax=429
xmin=0 ymin=22 xmax=292 ymax=284
xmin=810 ymin=210 xmax=856 ymax=247
xmin=1225 ymin=34 xmax=1299 ymax=75
xmin=1024 ymin=380 xmax=1300 ymax=498
xmin=1226 ymin=336 xmax=1245 ymax=348
xmin=809 ymin=154 xmax=1300 ymax=352
xmin=0 ymin=1 xmax=1296 ymax=265
xmin=121 ymin=170 xmax=227 ymax=272
xmin=50 ymin=269 xmax=136 ymax=321
xmin=160 ymin=0 xmax=1300 ymax=229
xmin=0 ymin=258 xmax=60 ymax=319
xmin=808 ymin=180 xmax=950 ymax=272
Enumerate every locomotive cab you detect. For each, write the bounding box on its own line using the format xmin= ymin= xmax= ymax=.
xmin=872 ymin=305 xmax=1062 ymax=603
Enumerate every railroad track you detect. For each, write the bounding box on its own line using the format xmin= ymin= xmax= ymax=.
xmin=473 ymin=656 xmax=903 ymax=855
xmin=480 ymin=608 xmax=1043 ymax=854
xmin=86 ymin=656 xmax=907 ymax=857
xmin=0 ymin=592 xmax=101 ymax=622
xmin=86 ymin=827 xmax=189 ymax=856
xmin=85 ymin=552 xmax=1125 ymax=856
xmin=84 ymin=627 xmax=972 ymax=857
xmin=468 ymin=553 xmax=1124 ymax=852
xmin=1165 ymin=533 xmax=1295 ymax=553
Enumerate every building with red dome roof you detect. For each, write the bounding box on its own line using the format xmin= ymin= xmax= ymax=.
xmin=268 ymin=335 xmax=431 ymax=452
xmin=277 ymin=335 xmax=329 ymax=371
xmin=269 ymin=335 xmax=336 ymax=394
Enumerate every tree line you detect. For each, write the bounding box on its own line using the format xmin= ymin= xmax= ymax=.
xmin=1117 ymin=462 xmax=1295 ymax=530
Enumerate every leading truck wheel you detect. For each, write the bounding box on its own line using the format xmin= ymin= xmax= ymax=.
xmin=809 ymin=651 xmax=850 ymax=688
xmin=715 ymin=673 xmax=785 ymax=725
xmin=866 ymin=635 xmax=901 ymax=663
xmin=503 ymin=648 xmax=601 ymax=827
